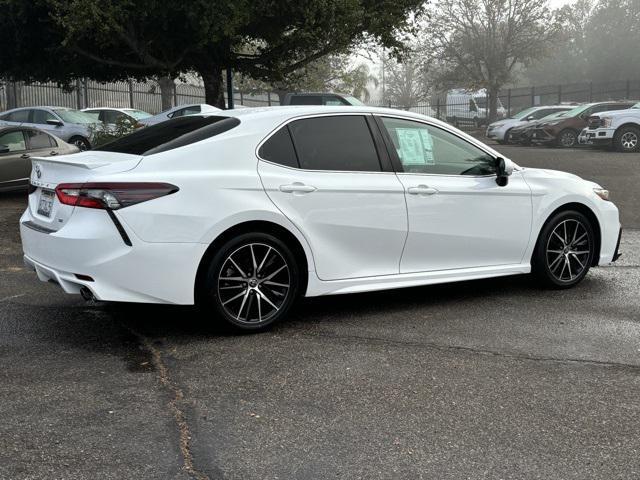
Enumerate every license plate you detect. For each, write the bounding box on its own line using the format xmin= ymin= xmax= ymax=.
xmin=37 ymin=189 xmax=55 ymax=217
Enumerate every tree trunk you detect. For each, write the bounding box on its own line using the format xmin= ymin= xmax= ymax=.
xmin=199 ymin=66 xmax=225 ymax=109
xmin=157 ymin=76 xmax=175 ymax=111
xmin=488 ymin=85 xmax=500 ymax=123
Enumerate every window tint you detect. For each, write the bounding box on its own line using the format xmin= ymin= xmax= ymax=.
xmin=288 ymin=116 xmax=381 ymax=172
xmin=323 ymin=96 xmax=348 ymax=106
xmin=102 ymin=110 xmax=130 ymax=124
xmin=83 ymin=110 xmax=101 ymax=121
xmin=26 ymin=130 xmax=56 ymax=149
xmin=31 ymin=109 xmax=57 ymax=124
xmin=258 ymin=126 xmax=298 ymax=168
xmin=0 ymin=131 xmax=26 ymax=152
xmin=95 ymin=115 xmax=240 ymax=156
xmin=381 ymin=117 xmax=495 ymax=176
xmin=6 ymin=110 xmax=29 ymax=123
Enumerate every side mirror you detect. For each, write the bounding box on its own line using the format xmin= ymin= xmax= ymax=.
xmin=46 ymin=119 xmax=63 ymax=127
xmin=495 ymin=157 xmax=514 ymax=187
xmin=0 ymin=145 xmax=10 ymax=154
xmin=526 ymin=115 xmax=535 ymax=121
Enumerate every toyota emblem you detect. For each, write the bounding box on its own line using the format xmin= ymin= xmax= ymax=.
xmin=35 ymin=164 xmax=41 ymax=179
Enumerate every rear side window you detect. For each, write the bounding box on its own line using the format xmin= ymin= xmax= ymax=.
xmin=26 ymin=130 xmax=56 ymax=149
xmin=95 ymin=115 xmax=240 ymax=156
xmin=258 ymin=127 xmax=298 ymax=168
xmin=289 ymin=96 xmax=323 ymax=105
xmin=288 ymin=116 xmax=381 ymax=172
xmin=0 ymin=130 xmax=26 ymax=152
xmin=5 ymin=110 xmax=29 ymax=123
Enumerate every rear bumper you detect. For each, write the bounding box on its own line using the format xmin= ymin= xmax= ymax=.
xmin=20 ymin=208 xmax=207 ymax=304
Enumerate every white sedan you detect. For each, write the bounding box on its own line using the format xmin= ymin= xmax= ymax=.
xmin=137 ymin=103 xmax=221 ymax=126
xmin=20 ymin=106 xmax=622 ymax=330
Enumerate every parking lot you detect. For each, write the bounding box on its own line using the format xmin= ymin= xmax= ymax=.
xmin=1 ymin=144 xmax=639 ymax=479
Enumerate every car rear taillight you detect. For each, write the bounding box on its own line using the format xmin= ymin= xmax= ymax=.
xmin=55 ymin=182 xmax=178 ymax=210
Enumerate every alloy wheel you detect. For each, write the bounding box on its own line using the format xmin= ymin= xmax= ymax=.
xmin=559 ymin=131 xmax=576 ymax=147
xmin=545 ymin=219 xmax=591 ymax=283
xmin=217 ymin=242 xmax=290 ymax=325
xmin=621 ymin=131 xmax=638 ymax=150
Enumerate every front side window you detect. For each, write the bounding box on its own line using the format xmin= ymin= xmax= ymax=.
xmin=31 ymin=109 xmax=57 ymax=125
xmin=26 ymin=130 xmax=56 ymax=149
xmin=53 ymin=109 xmax=96 ymax=124
xmin=288 ymin=115 xmax=381 ymax=172
xmin=103 ymin=110 xmax=128 ymax=124
xmin=380 ymin=117 xmax=496 ymax=176
xmin=0 ymin=131 xmax=27 ymax=152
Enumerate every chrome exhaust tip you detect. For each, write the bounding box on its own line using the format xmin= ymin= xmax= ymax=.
xmin=80 ymin=286 xmax=95 ymax=302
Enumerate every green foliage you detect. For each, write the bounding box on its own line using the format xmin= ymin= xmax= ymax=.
xmin=0 ymin=0 xmax=424 ymax=105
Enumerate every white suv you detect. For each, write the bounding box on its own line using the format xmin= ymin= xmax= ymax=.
xmin=579 ymin=102 xmax=640 ymax=152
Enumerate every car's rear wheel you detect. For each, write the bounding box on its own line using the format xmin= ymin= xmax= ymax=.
xmin=203 ymin=232 xmax=300 ymax=331
xmin=557 ymin=129 xmax=577 ymax=148
xmin=613 ymin=126 xmax=640 ymax=152
xmin=532 ymin=210 xmax=595 ymax=289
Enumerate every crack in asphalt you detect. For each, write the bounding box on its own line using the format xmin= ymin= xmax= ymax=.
xmin=301 ymin=331 xmax=640 ymax=371
xmin=124 ymin=325 xmax=211 ymax=480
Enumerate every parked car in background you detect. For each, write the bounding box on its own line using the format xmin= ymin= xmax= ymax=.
xmin=0 ymin=107 xmax=97 ymax=151
xmin=579 ymin=102 xmax=640 ymax=152
xmin=0 ymin=126 xmax=77 ymax=192
xmin=507 ymin=111 xmax=570 ymax=145
xmin=282 ymin=92 xmax=364 ymax=106
xmin=82 ymin=107 xmax=152 ymax=128
xmin=446 ymin=89 xmax=506 ymax=128
xmin=19 ymin=106 xmax=620 ymax=331
xmin=138 ymin=104 xmax=221 ymax=126
xmin=529 ymin=101 xmax=636 ymax=148
xmin=486 ymin=105 xmax=574 ymax=144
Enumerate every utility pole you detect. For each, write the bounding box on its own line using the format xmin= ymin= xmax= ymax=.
xmin=226 ymin=68 xmax=234 ymax=109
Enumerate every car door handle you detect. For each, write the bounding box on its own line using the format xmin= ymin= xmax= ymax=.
xmin=279 ymin=183 xmax=317 ymax=194
xmin=20 ymin=153 xmax=30 ymax=159
xmin=49 ymin=151 xmax=59 ymax=156
xmin=407 ymin=185 xmax=438 ymax=195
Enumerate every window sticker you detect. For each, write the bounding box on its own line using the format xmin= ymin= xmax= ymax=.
xmin=396 ymin=127 xmax=434 ymax=165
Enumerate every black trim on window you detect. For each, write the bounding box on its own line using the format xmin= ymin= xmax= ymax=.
xmin=372 ymin=115 xmax=404 ymax=173
xmin=94 ymin=115 xmax=240 ymax=156
xmin=366 ymin=116 xmax=394 ymax=172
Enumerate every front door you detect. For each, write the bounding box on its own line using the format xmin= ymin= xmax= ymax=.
xmin=258 ymin=114 xmax=408 ymax=281
xmin=0 ymin=129 xmax=30 ymax=187
xmin=376 ymin=116 xmax=533 ymax=273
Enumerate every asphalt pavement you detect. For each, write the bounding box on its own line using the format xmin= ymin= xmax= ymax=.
xmin=1 ymin=144 xmax=639 ymax=479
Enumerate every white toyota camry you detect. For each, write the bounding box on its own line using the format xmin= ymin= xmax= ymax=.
xmin=20 ymin=106 xmax=622 ymax=330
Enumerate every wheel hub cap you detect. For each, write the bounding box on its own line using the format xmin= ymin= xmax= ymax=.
xmin=545 ymin=219 xmax=591 ymax=282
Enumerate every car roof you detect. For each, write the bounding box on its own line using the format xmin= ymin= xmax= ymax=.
xmin=221 ymin=105 xmax=437 ymax=122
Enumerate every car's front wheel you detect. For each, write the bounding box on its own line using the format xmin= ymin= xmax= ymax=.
xmin=532 ymin=210 xmax=596 ymax=289
xmin=203 ymin=232 xmax=300 ymax=331
xmin=69 ymin=136 xmax=91 ymax=151
xmin=613 ymin=125 xmax=640 ymax=152
xmin=557 ymin=129 xmax=578 ymax=148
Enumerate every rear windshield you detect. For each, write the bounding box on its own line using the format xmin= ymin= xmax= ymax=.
xmin=94 ymin=115 xmax=240 ymax=156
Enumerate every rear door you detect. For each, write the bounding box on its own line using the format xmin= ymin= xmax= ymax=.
xmin=257 ymin=114 xmax=408 ymax=280
xmin=0 ymin=129 xmax=29 ymax=186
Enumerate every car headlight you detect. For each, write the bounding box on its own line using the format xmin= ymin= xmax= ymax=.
xmin=601 ymin=117 xmax=612 ymax=128
xmin=593 ymin=187 xmax=610 ymax=201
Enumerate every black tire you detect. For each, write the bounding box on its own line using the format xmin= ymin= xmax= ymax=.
xmin=69 ymin=136 xmax=91 ymax=151
xmin=532 ymin=210 xmax=596 ymax=289
xmin=202 ymin=232 xmax=300 ymax=331
xmin=613 ymin=125 xmax=640 ymax=152
xmin=556 ymin=129 xmax=578 ymax=148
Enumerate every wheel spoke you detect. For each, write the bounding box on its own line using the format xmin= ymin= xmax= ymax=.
xmin=549 ymin=253 xmax=564 ymax=270
xmin=219 ymin=284 xmax=245 ymax=290
xmin=566 ymin=256 xmax=573 ymax=279
xmin=229 ymin=257 xmax=248 ymax=278
xmin=257 ymin=247 xmax=272 ymax=274
xmin=236 ymin=290 xmax=250 ymax=319
xmin=257 ymin=294 xmax=262 ymax=322
xmin=263 ymin=264 xmax=287 ymax=282
xmin=571 ymin=253 xmax=585 ymax=269
xmin=250 ymin=244 xmax=257 ymax=272
xmin=222 ymin=289 xmax=247 ymax=306
xmin=256 ymin=288 xmax=279 ymax=310
xmin=572 ymin=250 xmax=590 ymax=255
xmin=263 ymin=280 xmax=289 ymax=288
xmin=573 ymin=232 xmax=587 ymax=245
xmin=563 ymin=221 xmax=569 ymax=245
xmin=220 ymin=276 xmax=244 ymax=282
xmin=552 ymin=231 xmax=566 ymax=245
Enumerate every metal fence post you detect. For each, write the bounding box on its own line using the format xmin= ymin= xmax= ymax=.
xmin=436 ymin=97 xmax=441 ymax=119
xmin=507 ymin=89 xmax=511 ymax=117
xmin=558 ymin=84 xmax=562 ymax=104
xmin=83 ymin=79 xmax=89 ymax=109
xmin=128 ymin=80 xmax=134 ymax=108
xmin=531 ymin=86 xmax=535 ymax=107
xmin=626 ymin=79 xmax=631 ymax=99
xmin=589 ymin=82 xmax=593 ymax=102
xmin=239 ymin=90 xmax=244 ymax=106
xmin=173 ymin=84 xmax=177 ymax=107
xmin=75 ymin=79 xmax=82 ymax=109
